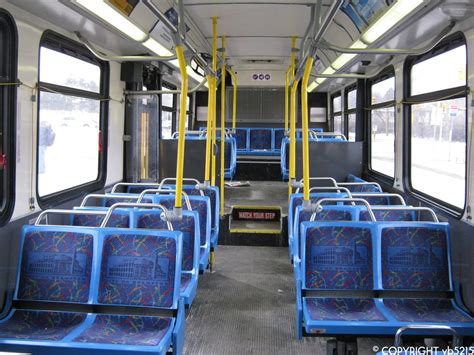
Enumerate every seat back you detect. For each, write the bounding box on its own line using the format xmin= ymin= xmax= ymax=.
xmin=72 ymin=209 xmax=131 ymax=228
xmin=301 ymin=222 xmax=374 ymax=291
xmin=274 ymin=129 xmax=285 ymax=150
xmin=358 ymin=207 xmax=415 ymax=222
xmin=153 ymin=195 xmax=211 ymax=249
xmin=16 ymin=225 xmax=97 ymax=304
xmin=379 ymin=223 xmax=451 ymax=292
xmin=97 ymin=229 xmax=182 ymax=309
xmin=103 ymin=194 xmax=153 ymax=207
xmin=249 ymin=129 xmax=272 ymax=150
xmin=345 ymin=184 xmax=381 ymax=193
xmin=293 ymin=206 xmax=356 ymax=261
xmin=235 ymin=128 xmax=248 ymax=150
xmin=133 ymin=209 xmax=200 ymax=273
xmin=346 ymin=174 xmax=365 ymax=183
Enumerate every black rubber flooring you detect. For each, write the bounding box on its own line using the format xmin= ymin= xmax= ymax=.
xmin=183 ymin=246 xmax=393 ymax=354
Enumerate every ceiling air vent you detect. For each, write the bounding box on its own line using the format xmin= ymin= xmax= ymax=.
xmin=240 ymin=58 xmax=284 ymax=65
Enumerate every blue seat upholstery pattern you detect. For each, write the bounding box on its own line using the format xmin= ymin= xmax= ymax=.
xmin=72 ymin=212 xmax=130 ymax=228
xmin=305 ymin=298 xmax=386 ymax=322
xmin=0 ymin=310 xmax=87 ymax=341
xmin=250 ymin=129 xmax=272 ymax=150
xmin=359 ymin=209 xmax=415 ymax=222
xmin=153 ymin=195 xmax=211 ymax=272
xmin=380 ymin=226 xmax=450 ymax=291
xmin=73 ymin=314 xmax=174 ymax=346
xmin=235 ymin=128 xmax=248 ymax=150
xmin=303 ymin=225 xmax=373 ymax=290
xmin=274 ymin=129 xmax=285 ymax=150
xmin=134 ymin=209 xmax=200 ymax=306
xmin=17 ymin=229 xmax=94 ymax=303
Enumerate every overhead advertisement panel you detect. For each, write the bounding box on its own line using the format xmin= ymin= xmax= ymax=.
xmin=107 ymin=0 xmax=139 ymax=16
xmin=341 ymin=0 xmax=394 ymax=32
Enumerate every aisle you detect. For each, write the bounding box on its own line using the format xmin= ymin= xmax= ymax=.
xmin=183 ymin=246 xmax=323 ymax=354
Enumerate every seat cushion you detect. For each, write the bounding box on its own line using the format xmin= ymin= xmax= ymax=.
xmin=304 ymin=298 xmax=387 ymax=322
xmin=0 ymin=310 xmax=86 ymax=341
xmin=73 ymin=314 xmax=173 ymax=347
xmin=383 ymin=299 xmax=474 ymax=323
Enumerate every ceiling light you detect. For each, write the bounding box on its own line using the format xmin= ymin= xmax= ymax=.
xmin=307 ymin=81 xmax=318 ymax=92
xmin=76 ymin=0 xmax=147 ymax=42
xmin=168 ymin=59 xmax=204 ymax=83
xmin=361 ymin=0 xmax=424 ymax=44
xmin=322 ymin=67 xmax=336 ymax=75
xmin=142 ymin=38 xmax=173 ymax=57
xmin=331 ymin=40 xmax=368 ymax=70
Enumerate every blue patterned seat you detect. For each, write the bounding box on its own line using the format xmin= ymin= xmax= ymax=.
xmin=379 ymin=224 xmax=474 ymax=336
xmin=280 ymin=137 xmax=290 ymax=180
xmin=358 ymin=208 xmax=415 ymax=222
xmin=288 ymin=192 xmax=347 ymax=261
xmin=133 ymin=209 xmax=200 ymax=306
xmin=224 ymin=138 xmax=237 ymax=179
xmin=72 ymin=211 xmax=131 ymax=228
xmin=153 ymin=195 xmax=211 ymax=273
xmin=292 ymin=206 xmax=355 ymax=266
xmin=0 ymin=226 xmax=186 ymax=354
xmin=296 ymin=222 xmax=391 ymax=337
xmin=235 ymin=128 xmax=248 ymax=151
xmin=249 ymin=128 xmax=273 ymax=153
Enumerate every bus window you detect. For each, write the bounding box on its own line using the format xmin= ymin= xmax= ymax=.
xmin=161 ymin=84 xmax=175 ymax=138
xmin=407 ymin=41 xmax=467 ymax=209
xmin=37 ymin=32 xmax=108 ymax=202
xmin=369 ymin=74 xmax=395 ymax=178
xmin=0 ymin=10 xmax=17 ymax=225
xmin=345 ymin=87 xmax=357 ymax=141
xmin=331 ymin=94 xmax=342 ymax=134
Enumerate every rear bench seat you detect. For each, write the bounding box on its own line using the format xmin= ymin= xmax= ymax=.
xmin=0 ymin=225 xmax=185 ymax=354
xmin=296 ymin=221 xmax=474 ymax=339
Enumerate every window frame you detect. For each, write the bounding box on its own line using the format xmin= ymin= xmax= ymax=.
xmin=36 ymin=30 xmax=109 ymax=208
xmin=330 ymin=92 xmax=342 ymax=134
xmin=344 ymin=84 xmax=357 ymax=141
xmin=403 ymin=32 xmax=468 ymax=215
xmin=0 ymin=9 xmax=18 ymax=226
xmin=367 ymin=66 xmax=396 ymax=181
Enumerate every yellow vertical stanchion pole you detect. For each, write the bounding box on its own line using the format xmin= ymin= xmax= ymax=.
xmin=289 ymin=79 xmax=299 ymax=198
xmin=174 ymin=44 xmax=188 ymax=210
xmin=211 ymin=17 xmax=218 ymax=187
xmin=284 ymin=67 xmax=291 ymax=132
xmin=220 ymin=35 xmax=226 ymax=217
xmin=301 ymin=57 xmax=314 ymax=202
xmin=204 ymin=74 xmax=213 ymax=183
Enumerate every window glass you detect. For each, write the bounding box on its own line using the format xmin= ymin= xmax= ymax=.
xmin=371 ymin=77 xmax=395 ymax=105
xmin=40 ymin=47 xmax=100 ymax=93
xmin=332 ymin=96 xmax=341 ymax=113
xmin=38 ymin=92 xmax=99 ymax=196
xmin=162 ymin=92 xmax=174 ymax=108
xmin=411 ymin=98 xmax=466 ymax=208
xmin=348 ymin=113 xmax=356 ymax=142
xmin=370 ymin=107 xmax=395 ymax=177
xmin=334 ymin=115 xmax=343 ymax=134
xmin=161 ymin=111 xmax=173 ymax=139
xmin=38 ymin=37 xmax=105 ymax=200
xmin=347 ymin=89 xmax=357 ymax=110
xmin=411 ymin=46 xmax=466 ymax=96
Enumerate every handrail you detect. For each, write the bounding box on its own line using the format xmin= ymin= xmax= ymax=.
xmin=80 ymin=194 xmax=142 ymax=208
xmin=159 ymin=177 xmax=205 ymax=196
xmin=35 ymin=209 xmax=107 ymax=226
xmin=137 ymin=189 xmax=192 ymax=211
xmin=288 ymin=78 xmax=299 ymax=199
xmin=337 ymin=182 xmax=382 ymax=191
xmin=352 ymin=193 xmax=406 ymax=206
xmin=101 ymin=203 xmax=172 ymax=230
xmin=370 ymin=206 xmax=439 ymax=222
xmin=220 ymin=34 xmax=226 ymax=217
xmin=307 ymin=186 xmax=352 ymax=197
xmin=111 ymin=182 xmax=168 ymax=194
xmin=310 ymin=198 xmax=376 ymax=222
xmin=394 ymin=325 xmax=460 ymax=347
xmin=314 ymin=132 xmax=347 ymax=141
xmin=227 ymin=68 xmax=237 ymax=131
